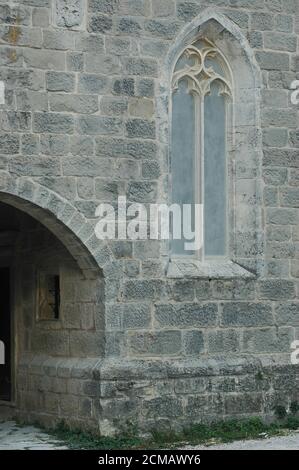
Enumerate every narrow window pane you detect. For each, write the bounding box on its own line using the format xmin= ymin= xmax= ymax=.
xmin=204 ymin=81 xmax=227 ymax=257
xmin=172 ymin=79 xmax=195 ymax=255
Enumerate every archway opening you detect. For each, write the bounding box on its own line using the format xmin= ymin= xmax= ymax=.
xmin=0 ymin=199 xmax=104 ymax=411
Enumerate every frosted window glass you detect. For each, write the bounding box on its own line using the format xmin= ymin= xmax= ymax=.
xmin=171 ymin=80 xmax=195 ymax=255
xmin=204 ymin=82 xmax=227 ymax=256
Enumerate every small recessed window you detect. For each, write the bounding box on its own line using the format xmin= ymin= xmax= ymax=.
xmin=37 ymin=272 xmax=60 ymax=320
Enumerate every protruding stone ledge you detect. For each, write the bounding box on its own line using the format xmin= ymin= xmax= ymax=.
xmin=167 ymin=259 xmax=256 ymax=279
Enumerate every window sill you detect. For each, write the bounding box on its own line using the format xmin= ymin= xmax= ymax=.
xmin=167 ymin=258 xmax=256 ymax=279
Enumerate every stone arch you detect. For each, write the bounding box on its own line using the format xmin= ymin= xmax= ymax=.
xmin=0 ymin=173 xmax=113 ymax=278
xmin=158 ymin=9 xmax=264 ymax=274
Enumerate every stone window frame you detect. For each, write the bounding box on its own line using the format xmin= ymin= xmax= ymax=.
xmin=157 ymin=10 xmax=263 ymax=279
xmin=171 ymin=37 xmax=233 ymax=260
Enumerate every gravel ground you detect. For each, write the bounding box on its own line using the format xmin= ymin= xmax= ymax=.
xmin=0 ymin=421 xmax=298 ymax=450
xmin=0 ymin=421 xmax=68 ymax=450
xmin=184 ymin=432 xmax=299 ymax=450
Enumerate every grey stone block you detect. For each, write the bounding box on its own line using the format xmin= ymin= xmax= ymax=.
xmin=88 ymin=0 xmax=120 ymax=14
xmin=106 ymin=37 xmax=131 ymax=55
xmin=276 ymin=302 xmax=299 ymax=326
xmin=186 ymin=394 xmax=224 ymax=417
xmin=0 ymin=47 xmax=22 ymax=67
xmin=264 ymin=32 xmax=297 ymax=52
xmin=243 ymin=327 xmax=293 ymax=353
xmin=117 ymin=17 xmax=142 ymax=35
xmin=33 ymin=112 xmax=74 ymax=134
xmin=248 ymin=31 xmax=263 ymax=48
xmin=183 ymin=330 xmax=204 ymax=355
xmin=22 ymin=134 xmax=39 ymax=155
xmin=23 ymin=49 xmax=65 ymax=70
xmin=122 ymin=303 xmax=151 ymax=329
xmin=266 ymin=241 xmax=295 ymax=259
xmin=46 ymin=72 xmax=75 ymax=93
xmin=88 ymin=14 xmax=113 ymax=33
xmin=208 ymin=330 xmax=240 ymax=354
xmin=134 ymin=240 xmax=160 ymax=260
xmin=143 ymin=396 xmax=184 ymax=418
xmin=85 ymin=53 xmax=120 ymax=74
xmin=128 ymin=331 xmax=182 ymax=356
xmin=78 ymin=74 xmax=109 ymax=94
xmin=0 ymin=25 xmax=42 ymax=48
xmin=155 ymin=303 xmax=218 ymax=328
xmin=142 ymin=161 xmax=160 ymax=179
xmin=55 ymin=0 xmax=84 ymax=29
xmin=10 ymin=156 xmax=61 ymax=176
xmin=123 ymin=280 xmax=159 ymax=300
xmin=266 ymin=208 xmax=299 ymax=225
xmin=289 ymin=131 xmax=299 ymax=148
xmin=289 ymin=169 xmax=299 ymax=186
xmin=113 ymin=78 xmax=135 ymax=96
xmin=0 ymin=4 xmax=31 ymax=26
xmin=260 ymin=279 xmax=296 ymax=300
xmin=263 ymin=168 xmax=287 ymax=185
xmin=140 ymin=39 xmax=169 ymax=58
xmin=0 ymin=133 xmax=20 ymax=154
xmin=16 ymin=90 xmax=48 ymax=112
xmin=263 ymin=149 xmax=299 ymax=167
xmin=49 ymin=94 xmax=99 ymax=114
xmin=225 ymin=393 xmax=263 ymax=414
xmin=43 ymin=30 xmax=75 ymax=50
xmin=225 ymin=10 xmax=249 ymax=29
xmin=77 ymin=116 xmax=122 ymax=135
xmin=177 ymin=2 xmax=201 ymax=21
xmin=167 ymin=280 xmax=195 ymax=302
xmin=264 ymin=186 xmax=278 ymax=206
xmin=32 ymin=7 xmax=50 ymax=28
xmin=262 ymin=108 xmax=296 ymax=127
xmin=0 ymin=111 xmax=31 ymax=132
xmin=123 ymin=57 xmax=158 ymax=77
xmin=221 ymin=303 xmax=273 ymax=327
xmin=77 ymin=177 xmax=94 ymax=199
xmin=275 ymin=14 xmax=293 ymax=32
xmin=136 ymin=79 xmax=154 ymax=97
xmin=144 ymin=19 xmax=181 ymax=38
xmin=281 ymin=188 xmax=299 ymax=208
xmin=251 ymin=12 xmax=274 ymax=30
xmin=263 ymin=128 xmax=288 ymax=147
xmin=100 ymin=96 xmax=128 ymax=116
xmin=40 ymin=134 xmax=69 ymax=155
xmin=152 ymin=0 xmax=175 ymax=17
xmin=75 ymin=33 xmax=105 ymax=52
xmin=266 ymin=225 xmax=291 ymax=242
xmin=127 ymin=181 xmax=157 ymax=202
xmin=66 ymin=52 xmax=84 ymax=71
xmin=126 ymin=119 xmax=155 ymax=139
xmin=256 ymin=52 xmax=289 ymax=71
xmin=70 ymin=136 xmax=94 ymax=156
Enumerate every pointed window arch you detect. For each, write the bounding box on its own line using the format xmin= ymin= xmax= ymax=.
xmin=171 ymin=38 xmax=233 ymax=259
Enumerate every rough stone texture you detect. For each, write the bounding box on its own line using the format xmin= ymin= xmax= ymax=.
xmin=0 ymin=0 xmax=298 ymax=436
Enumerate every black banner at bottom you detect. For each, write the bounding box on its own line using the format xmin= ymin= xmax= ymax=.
xmin=0 ymin=449 xmax=295 ymax=466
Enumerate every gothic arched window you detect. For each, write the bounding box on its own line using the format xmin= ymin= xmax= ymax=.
xmin=171 ymin=39 xmax=233 ymax=259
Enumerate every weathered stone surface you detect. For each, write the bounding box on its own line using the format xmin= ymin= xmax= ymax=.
xmin=221 ymin=303 xmax=273 ymax=327
xmin=155 ymin=304 xmax=218 ymax=328
xmin=55 ymin=0 xmax=84 ymax=29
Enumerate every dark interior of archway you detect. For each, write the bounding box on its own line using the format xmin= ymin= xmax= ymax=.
xmin=0 ymin=201 xmax=79 ymax=402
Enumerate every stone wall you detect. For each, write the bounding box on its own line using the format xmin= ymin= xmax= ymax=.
xmin=0 ymin=0 xmax=298 ymax=434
